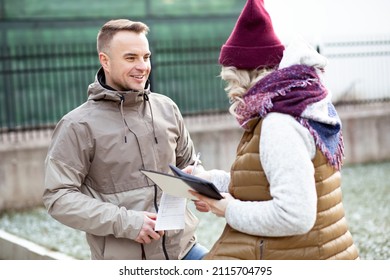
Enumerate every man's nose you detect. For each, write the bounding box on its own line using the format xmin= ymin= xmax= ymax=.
xmin=136 ymin=59 xmax=149 ymax=70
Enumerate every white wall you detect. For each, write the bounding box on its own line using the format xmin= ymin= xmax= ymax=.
xmin=266 ymin=0 xmax=390 ymax=43
xmin=265 ymin=0 xmax=390 ymax=103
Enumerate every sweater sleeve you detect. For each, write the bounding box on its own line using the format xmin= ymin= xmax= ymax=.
xmin=225 ymin=113 xmax=318 ymax=236
xmin=209 ymin=169 xmax=230 ymax=192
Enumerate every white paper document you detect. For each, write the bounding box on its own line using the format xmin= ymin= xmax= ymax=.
xmin=155 ymin=192 xmax=186 ymax=231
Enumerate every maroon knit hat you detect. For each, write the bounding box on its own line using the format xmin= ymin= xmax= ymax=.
xmin=219 ymin=0 xmax=285 ymax=69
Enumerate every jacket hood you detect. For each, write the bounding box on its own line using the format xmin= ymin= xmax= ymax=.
xmin=87 ymin=68 xmax=151 ymax=105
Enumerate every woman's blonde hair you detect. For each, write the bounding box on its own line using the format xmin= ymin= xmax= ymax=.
xmin=220 ymin=66 xmax=272 ymax=117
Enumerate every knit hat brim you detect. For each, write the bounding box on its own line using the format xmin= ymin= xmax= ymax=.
xmin=219 ymin=43 xmax=285 ymax=69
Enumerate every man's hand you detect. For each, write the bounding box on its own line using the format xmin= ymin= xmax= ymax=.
xmin=135 ymin=212 xmax=164 ymax=244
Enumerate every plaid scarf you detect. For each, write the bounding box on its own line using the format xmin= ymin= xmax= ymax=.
xmin=235 ymin=64 xmax=344 ymax=170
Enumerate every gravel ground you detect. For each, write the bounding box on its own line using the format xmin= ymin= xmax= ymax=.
xmin=0 ymin=161 xmax=389 ymax=260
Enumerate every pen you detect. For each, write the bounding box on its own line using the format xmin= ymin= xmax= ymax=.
xmin=191 ymin=152 xmax=201 ymax=175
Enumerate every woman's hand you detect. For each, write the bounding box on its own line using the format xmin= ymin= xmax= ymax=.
xmin=182 ymin=165 xmax=210 ymax=180
xmin=189 ymin=190 xmax=235 ymax=217
xmin=193 ymin=199 xmax=211 ymax=212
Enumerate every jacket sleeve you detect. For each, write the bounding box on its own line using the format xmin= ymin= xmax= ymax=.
xmin=42 ymin=118 xmax=143 ymax=240
xmin=172 ymin=103 xmax=196 ymax=169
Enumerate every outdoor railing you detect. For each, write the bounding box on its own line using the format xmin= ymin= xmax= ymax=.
xmin=1 ymin=37 xmax=390 ymax=141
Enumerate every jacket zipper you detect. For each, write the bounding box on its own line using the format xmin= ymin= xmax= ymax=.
xmin=259 ymin=240 xmax=264 ymax=260
xmin=154 ymin=184 xmax=169 ymax=260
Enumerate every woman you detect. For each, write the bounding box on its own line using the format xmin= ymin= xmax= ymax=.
xmin=188 ymin=0 xmax=359 ymax=260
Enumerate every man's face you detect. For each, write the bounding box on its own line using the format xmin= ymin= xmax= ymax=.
xmin=101 ymin=31 xmax=151 ymax=91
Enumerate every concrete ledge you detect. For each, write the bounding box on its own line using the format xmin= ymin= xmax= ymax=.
xmin=0 ymin=229 xmax=75 ymax=260
xmin=338 ymin=103 xmax=390 ymax=164
xmin=1 ymin=104 xmax=389 ymax=211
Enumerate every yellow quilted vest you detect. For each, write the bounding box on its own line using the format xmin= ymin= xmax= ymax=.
xmin=204 ymin=118 xmax=359 ymax=260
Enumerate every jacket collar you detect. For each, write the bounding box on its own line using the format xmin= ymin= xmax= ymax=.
xmin=87 ymin=68 xmax=151 ymax=105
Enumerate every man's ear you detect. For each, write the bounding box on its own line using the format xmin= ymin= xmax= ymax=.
xmin=99 ymin=52 xmax=109 ymax=71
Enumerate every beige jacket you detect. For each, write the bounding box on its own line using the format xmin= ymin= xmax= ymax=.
xmin=43 ymin=69 xmax=198 ymax=259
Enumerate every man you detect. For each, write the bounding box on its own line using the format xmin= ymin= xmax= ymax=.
xmin=43 ymin=19 xmax=207 ymax=260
